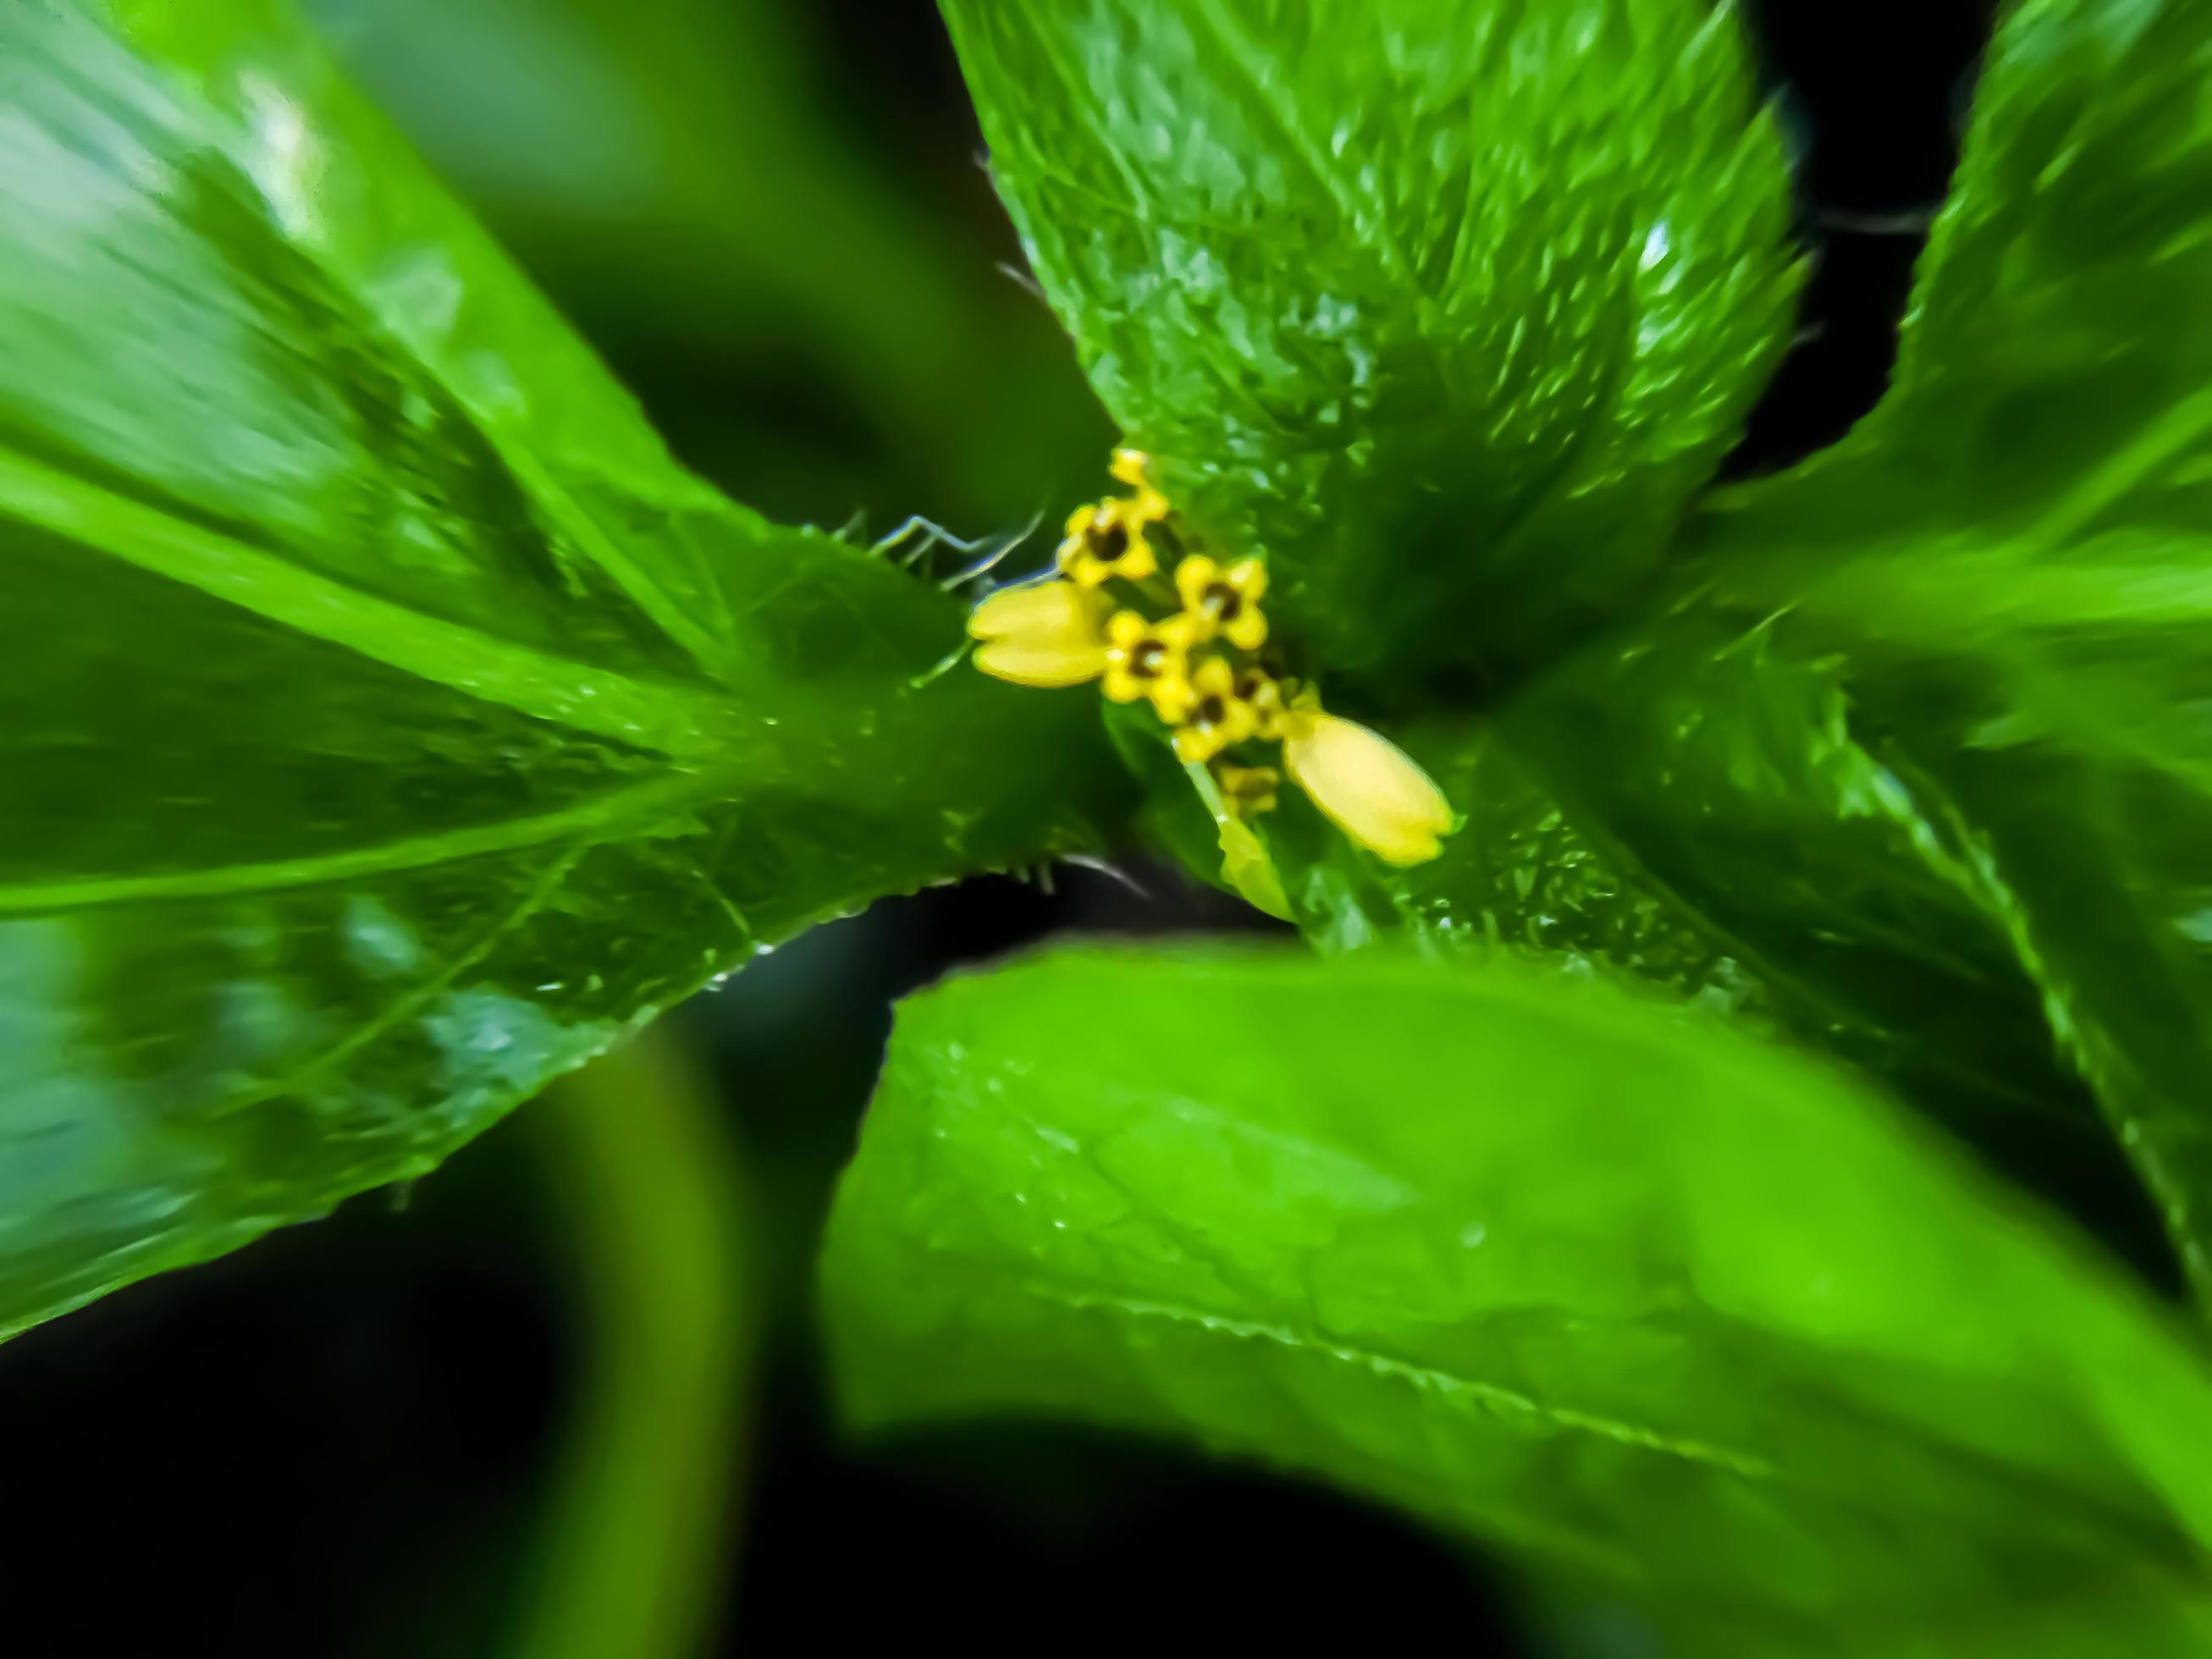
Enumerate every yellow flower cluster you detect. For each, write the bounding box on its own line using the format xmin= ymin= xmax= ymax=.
xmin=968 ymin=450 xmax=1454 ymax=874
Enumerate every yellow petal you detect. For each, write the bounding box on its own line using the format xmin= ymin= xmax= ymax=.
xmin=1105 ymin=609 xmax=1150 ymax=648
xmin=970 ymin=581 xmax=1099 ymax=640
xmin=1189 ymin=655 xmax=1236 ymax=697
xmin=1172 ymin=724 xmax=1222 ymax=763
xmin=1148 ymin=669 xmax=1197 ymax=724
xmin=1223 ymin=609 xmax=1268 ymax=651
xmin=975 ymin=636 xmax=1108 ymax=686
xmin=969 ymin=583 xmax=1107 ymax=687
xmin=1115 ymin=537 xmax=1160 ymax=581
xmin=1173 ymin=553 xmax=1219 ymax=611
xmin=1282 ymin=712 xmax=1455 ymax=866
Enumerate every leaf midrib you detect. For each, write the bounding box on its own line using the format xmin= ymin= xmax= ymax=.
xmin=1182 ymin=0 xmax=1430 ymax=306
xmin=0 ymin=763 xmax=728 ymax=914
xmin=877 ymin=1252 xmax=2191 ymax=1557
xmin=0 ymin=443 xmax=740 ymax=761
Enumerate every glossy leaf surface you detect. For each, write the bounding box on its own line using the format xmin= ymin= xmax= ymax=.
xmin=825 ymin=946 xmax=2212 ymax=1652
xmin=1256 ymin=600 xmax=2184 ymax=1285
xmin=0 ymin=0 xmax=1116 ymax=1336
xmin=940 ymin=0 xmax=1799 ymax=676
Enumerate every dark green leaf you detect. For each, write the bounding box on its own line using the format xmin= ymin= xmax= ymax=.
xmin=1684 ymin=0 xmax=2212 ymax=1305
xmin=940 ymin=0 xmax=1798 ymax=676
xmin=1266 ymin=702 xmax=1766 ymax=1003
xmin=1261 ymin=604 xmax=2181 ymax=1285
xmin=0 ymin=1 xmax=1120 ymax=1336
xmin=824 ymin=945 xmax=2212 ymax=1653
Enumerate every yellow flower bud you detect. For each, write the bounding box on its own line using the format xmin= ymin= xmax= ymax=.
xmin=1281 ymin=704 xmax=1454 ymax=866
xmin=968 ymin=581 xmax=1109 ymax=687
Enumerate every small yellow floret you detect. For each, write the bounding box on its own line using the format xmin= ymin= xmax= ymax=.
xmin=1233 ymin=666 xmax=1290 ymax=740
xmin=1056 ymin=499 xmax=1160 ymax=587
xmin=1172 ymin=656 xmax=1262 ymax=763
xmin=1281 ymin=701 xmax=1455 ymax=866
xmin=968 ymin=581 xmax=1108 ymax=687
xmin=1173 ymin=554 xmax=1269 ymax=650
xmin=967 ymin=445 xmax=1449 ymax=882
xmin=1103 ymin=609 xmax=1200 ymax=719
xmin=1216 ymin=763 xmax=1281 ymax=818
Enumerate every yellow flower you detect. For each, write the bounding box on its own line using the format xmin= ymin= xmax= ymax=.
xmin=1173 ymin=554 xmax=1269 ymax=650
xmin=1109 ymin=447 xmax=1153 ymax=490
xmin=1233 ymin=666 xmax=1291 ymax=739
xmin=1103 ymin=609 xmax=1200 ymax=719
xmin=968 ymin=580 xmax=1109 ymax=687
xmin=1056 ymin=499 xmax=1160 ymax=587
xmin=1216 ymin=763 xmax=1280 ymax=818
xmin=1172 ymin=657 xmax=1262 ymax=763
xmin=1110 ymin=447 xmax=1180 ymax=528
xmin=1281 ymin=701 xmax=1455 ymax=866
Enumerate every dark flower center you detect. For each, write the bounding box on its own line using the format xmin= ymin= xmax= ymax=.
xmin=1088 ymin=521 xmax=1129 ymax=559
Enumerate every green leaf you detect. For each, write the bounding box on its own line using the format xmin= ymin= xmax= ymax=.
xmin=939 ymin=0 xmax=1799 ymax=677
xmin=1255 ymin=605 xmax=2186 ymax=1287
xmin=1264 ymin=702 xmax=1768 ymax=1004
xmin=1684 ymin=0 xmax=2212 ymax=1306
xmin=0 ymin=0 xmax=1121 ymax=1337
xmin=824 ymin=946 xmax=2212 ymax=1653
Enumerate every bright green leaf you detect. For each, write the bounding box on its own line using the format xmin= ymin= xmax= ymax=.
xmin=825 ymin=945 xmax=2212 ymax=1653
xmin=940 ymin=0 xmax=1799 ymax=677
xmin=1685 ymin=0 xmax=2212 ymax=1306
xmin=0 ymin=0 xmax=1121 ymax=1337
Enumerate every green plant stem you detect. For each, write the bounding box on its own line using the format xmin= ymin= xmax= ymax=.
xmin=515 ymin=1028 xmax=758 ymax=1659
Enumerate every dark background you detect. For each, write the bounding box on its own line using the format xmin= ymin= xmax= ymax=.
xmin=0 ymin=2 xmax=1996 ymax=1651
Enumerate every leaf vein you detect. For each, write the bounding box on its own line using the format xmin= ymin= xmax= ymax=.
xmin=1014 ymin=1277 xmax=1780 ymax=1482
xmin=0 ymin=768 xmax=729 ymax=915
xmin=0 ymin=445 xmax=736 ymax=758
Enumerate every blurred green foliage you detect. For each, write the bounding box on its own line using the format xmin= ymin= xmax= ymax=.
xmin=311 ymin=0 xmax=1115 ymax=527
xmin=7 ymin=0 xmax=2212 ymax=1655
xmin=520 ymin=1034 xmax=755 ymax=1659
